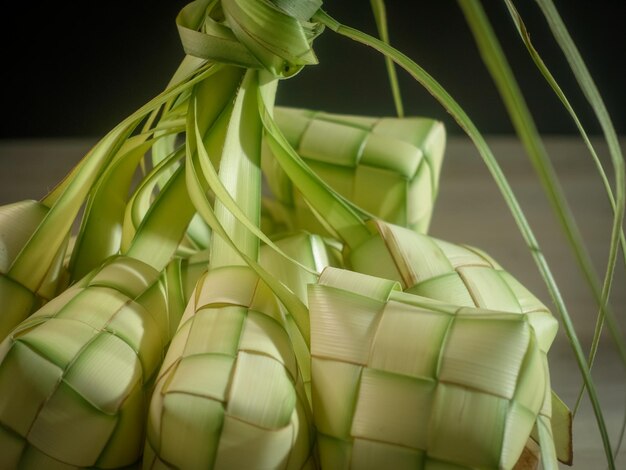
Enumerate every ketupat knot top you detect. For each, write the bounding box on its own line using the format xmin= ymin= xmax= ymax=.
xmin=177 ymin=0 xmax=324 ymax=78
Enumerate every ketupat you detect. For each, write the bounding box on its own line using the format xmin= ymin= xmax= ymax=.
xmin=144 ymin=267 xmax=315 ymax=469
xmin=329 ymin=219 xmax=574 ymax=465
xmin=0 ymin=200 xmax=69 ymax=340
xmin=308 ymin=267 xmax=556 ymax=469
xmin=262 ymin=107 xmax=445 ymax=235
xmin=0 ymin=256 xmax=184 ymax=467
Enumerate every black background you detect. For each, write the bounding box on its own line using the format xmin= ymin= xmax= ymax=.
xmin=1 ymin=1 xmax=624 ymax=137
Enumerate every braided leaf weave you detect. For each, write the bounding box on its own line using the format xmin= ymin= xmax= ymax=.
xmin=144 ymin=266 xmax=314 ymax=469
xmin=262 ymin=108 xmax=446 ymax=235
xmin=352 ymin=221 xmax=556 ymax=319
xmin=145 ymin=233 xmax=340 ymax=469
xmin=309 ymin=267 xmax=555 ymax=469
xmin=0 ymin=201 xmax=69 ymax=340
xmin=0 ymin=256 xmax=181 ymax=468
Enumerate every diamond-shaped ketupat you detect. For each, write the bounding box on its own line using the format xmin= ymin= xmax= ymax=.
xmin=145 ymin=264 xmax=315 ymax=470
xmin=0 ymin=256 xmax=185 ymax=468
xmin=308 ymin=267 xmax=558 ymax=470
xmin=0 ymin=200 xmax=69 ymax=341
xmin=262 ymin=108 xmax=445 ymax=236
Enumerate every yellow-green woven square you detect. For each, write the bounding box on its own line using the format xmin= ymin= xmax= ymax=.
xmin=309 ymin=267 xmax=553 ymax=470
xmin=263 ymin=108 xmax=445 ymax=235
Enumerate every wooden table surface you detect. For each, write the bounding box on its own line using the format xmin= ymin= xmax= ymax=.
xmin=1 ymin=136 xmax=624 ymax=468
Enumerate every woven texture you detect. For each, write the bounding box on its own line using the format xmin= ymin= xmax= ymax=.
xmin=144 ymin=232 xmax=341 ymax=468
xmin=350 ymin=221 xmax=558 ymax=344
xmin=144 ymin=266 xmax=314 ymax=470
xmin=309 ymin=267 xmax=555 ymax=470
xmin=262 ymin=108 xmax=445 ymax=235
xmin=0 ymin=200 xmax=68 ymax=341
xmin=0 ymin=256 xmax=177 ymax=468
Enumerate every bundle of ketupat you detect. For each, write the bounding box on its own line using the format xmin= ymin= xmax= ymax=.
xmin=5 ymin=0 xmax=621 ymax=468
